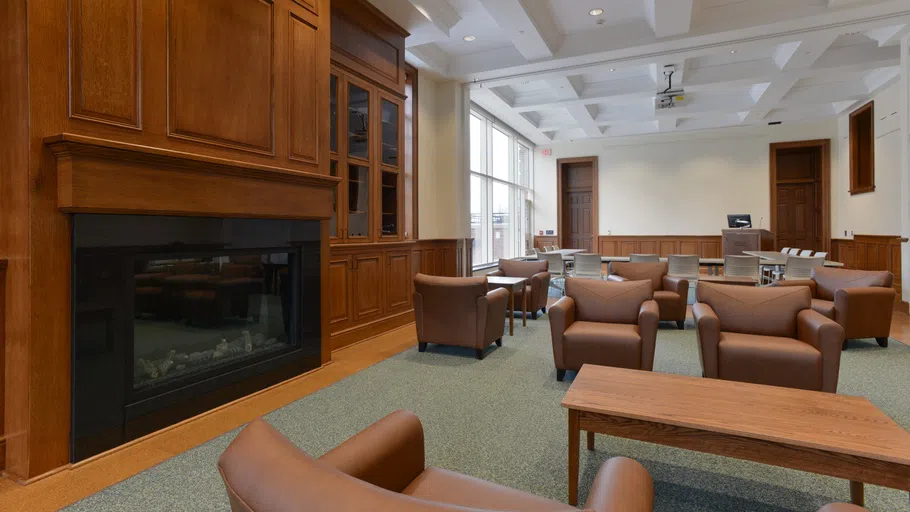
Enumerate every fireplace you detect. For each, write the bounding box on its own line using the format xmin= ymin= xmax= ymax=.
xmin=71 ymin=214 xmax=322 ymax=461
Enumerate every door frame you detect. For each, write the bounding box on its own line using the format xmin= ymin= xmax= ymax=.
xmin=769 ymin=139 xmax=831 ymax=253
xmin=556 ymin=156 xmax=599 ymax=251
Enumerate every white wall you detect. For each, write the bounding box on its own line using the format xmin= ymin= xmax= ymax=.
xmin=833 ymin=81 xmax=903 ymax=238
xmin=534 ymin=120 xmax=838 ymax=236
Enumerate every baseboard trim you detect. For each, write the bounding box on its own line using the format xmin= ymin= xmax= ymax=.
xmin=330 ymin=310 xmax=415 ymax=351
xmin=898 ymin=301 xmax=909 ymax=314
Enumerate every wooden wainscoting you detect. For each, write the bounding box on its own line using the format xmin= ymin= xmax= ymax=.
xmin=327 ymin=239 xmax=458 ymax=351
xmin=829 ymin=235 xmax=902 ymax=305
xmin=0 ymin=259 xmax=6 ymax=470
xmin=597 ymin=235 xmax=723 ymax=258
xmin=534 ymin=235 xmax=558 ymax=250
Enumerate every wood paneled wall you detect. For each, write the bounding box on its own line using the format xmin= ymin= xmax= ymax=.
xmin=534 ymin=236 xmax=558 ymax=250
xmin=598 ymin=236 xmax=723 ymax=258
xmin=2 ymin=0 xmax=333 ymax=480
xmin=829 ymin=235 xmax=903 ymax=303
xmin=328 ymin=239 xmax=458 ymax=350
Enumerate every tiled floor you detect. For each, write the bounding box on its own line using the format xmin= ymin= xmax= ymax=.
xmin=1 ymin=309 xmax=908 ymax=512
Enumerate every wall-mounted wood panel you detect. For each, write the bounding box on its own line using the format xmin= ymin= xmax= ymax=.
xmin=330 ymin=0 xmax=407 ymax=95
xmin=327 ymin=256 xmax=352 ymax=329
xmin=288 ymin=13 xmax=319 ymax=164
xmin=69 ymin=0 xmax=142 ymax=129
xmin=533 ymin=235 xmax=557 ymax=250
xmin=385 ymin=250 xmax=411 ymax=312
xmin=597 ymin=235 xmax=723 ymax=259
xmin=829 ymin=235 xmax=902 ymax=304
xmin=168 ymin=0 xmax=275 ymax=154
xmin=291 ymin=0 xmax=318 ymax=15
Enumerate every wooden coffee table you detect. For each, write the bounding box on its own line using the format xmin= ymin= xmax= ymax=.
xmin=562 ymin=365 xmax=910 ymax=506
xmin=486 ymin=276 xmax=527 ymax=336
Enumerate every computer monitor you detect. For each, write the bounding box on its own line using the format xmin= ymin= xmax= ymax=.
xmin=727 ymin=214 xmax=752 ymax=228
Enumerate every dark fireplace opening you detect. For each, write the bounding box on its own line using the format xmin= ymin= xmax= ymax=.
xmin=72 ymin=214 xmax=322 ymax=462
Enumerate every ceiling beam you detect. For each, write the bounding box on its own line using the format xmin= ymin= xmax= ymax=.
xmin=408 ymin=0 xmax=462 ymax=38
xmin=477 ymin=0 xmax=561 ymax=61
xmin=773 ymin=34 xmax=838 ymax=71
xmin=645 ymin=0 xmax=694 ymax=38
xmin=564 ymin=104 xmax=603 ymax=138
xmin=471 ymin=87 xmax=553 ymax=145
xmin=865 ymin=24 xmax=910 ymax=46
xmin=545 ymin=76 xmax=583 ymax=101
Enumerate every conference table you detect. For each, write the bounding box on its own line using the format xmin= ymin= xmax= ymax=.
xmin=531 ymin=253 xmax=727 ymax=275
xmin=743 ymin=251 xmax=845 ymax=268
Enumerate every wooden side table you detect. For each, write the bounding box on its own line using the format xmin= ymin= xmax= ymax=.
xmin=486 ymin=276 xmax=527 ymax=336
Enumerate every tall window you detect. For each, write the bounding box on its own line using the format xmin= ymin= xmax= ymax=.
xmin=470 ymin=109 xmax=533 ymax=267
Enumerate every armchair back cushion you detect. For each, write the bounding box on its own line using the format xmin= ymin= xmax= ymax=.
xmin=413 ymin=274 xmax=487 ymax=345
xmin=696 ymin=282 xmax=811 ymax=338
xmin=811 ymin=267 xmax=893 ymax=301
xmin=498 ymin=258 xmax=547 ymax=278
xmin=567 ymin=278 xmax=653 ymax=324
xmin=608 ymin=262 xmax=668 ymax=292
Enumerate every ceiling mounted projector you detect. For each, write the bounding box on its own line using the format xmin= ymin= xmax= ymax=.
xmin=655 ymin=64 xmax=687 ymax=110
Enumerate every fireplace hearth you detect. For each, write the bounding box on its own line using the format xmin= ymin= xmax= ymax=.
xmin=72 ymin=214 xmax=322 ymax=461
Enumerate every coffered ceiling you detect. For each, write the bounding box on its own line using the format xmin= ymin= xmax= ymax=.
xmin=367 ymin=0 xmax=910 ymax=145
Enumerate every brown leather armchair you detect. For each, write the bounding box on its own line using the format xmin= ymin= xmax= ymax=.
xmin=694 ymin=282 xmax=845 ymax=393
xmin=489 ymin=259 xmax=551 ymax=319
xmin=607 ymin=261 xmax=688 ymax=329
xmin=771 ymin=267 xmax=895 ymax=349
xmin=413 ymin=274 xmax=508 ymax=360
xmin=218 ymin=410 xmax=655 ymax=512
xmin=550 ymin=278 xmax=659 ymax=381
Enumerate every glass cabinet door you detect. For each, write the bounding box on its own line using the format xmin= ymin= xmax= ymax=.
xmin=380 ymin=99 xmax=399 ymax=167
xmin=348 ymin=84 xmax=369 ymax=160
xmin=329 ymin=75 xmax=338 ymax=154
xmin=347 ymin=164 xmax=370 ymax=238
xmin=380 ymin=171 xmax=399 ymax=236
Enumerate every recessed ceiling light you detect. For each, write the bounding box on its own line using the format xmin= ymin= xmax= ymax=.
xmin=589 ymin=8 xmax=604 ymax=16
xmin=730 ymin=50 xmax=737 ymax=54
xmin=464 ymin=35 xmax=476 ymax=42
xmin=609 ymin=68 xmax=616 ymax=72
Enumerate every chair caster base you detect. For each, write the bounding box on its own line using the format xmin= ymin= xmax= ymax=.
xmin=676 ymin=320 xmax=685 ymax=330
xmin=476 ymin=349 xmax=485 ymax=360
xmin=418 ymin=342 xmax=427 ymax=352
xmin=495 ymin=338 xmax=502 ymax=347
xmin=556 ymin=369 xmax=566 ymax=382
xmin=876 ymin=337 xmax=889 ymax=348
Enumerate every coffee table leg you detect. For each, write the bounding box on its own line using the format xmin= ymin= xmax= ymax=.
xmin=568 ymin=409 xmax=579 ymax=506
xmin=508 ymin=289 xmax=515 ymax=336
xmin=850 ymin=481 xmax=864 ymax=506
xmin=586 ymin=431 xmax=595 ymax=451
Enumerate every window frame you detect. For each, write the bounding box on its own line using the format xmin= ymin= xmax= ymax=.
xmin=469 ymin=106 xmax=535 ymax=269
xmin=849 ymin=100 xmax=875 ymax=195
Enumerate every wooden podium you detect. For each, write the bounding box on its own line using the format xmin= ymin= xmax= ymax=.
xmin=722 ymin=229 xmax=774 ymax=256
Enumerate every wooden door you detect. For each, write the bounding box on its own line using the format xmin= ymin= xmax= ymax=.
xmin=567 ymin=191 xmax=594 ymax=251
xmin=327 ymin=256 xmax=352 ymax=330
xmin=559 ymin=159 xmax=596 ymax=251
xmin=385 ymin=250 xmax=411 ymax=313
xmin=776 ymin=183 xmax=816 ymax=252
xmin=352 ymin=254 xmax=383 ymax=321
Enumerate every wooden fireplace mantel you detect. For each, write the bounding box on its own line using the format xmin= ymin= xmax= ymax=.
xmin=46 ymin=134 xmax=340 ymax=219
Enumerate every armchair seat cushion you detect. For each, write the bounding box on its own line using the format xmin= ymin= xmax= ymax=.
xmin=403 ymin=467 xmax=573 ymax=511
xmin=564 ymin=322 xmax=641 ymax=369
xmin=811 ymin=299 xmax=835 ymax=319
xmin=719 ymin=333 xmax=821 ymax=390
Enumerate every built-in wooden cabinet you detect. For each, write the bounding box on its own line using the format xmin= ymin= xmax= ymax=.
xmin=329 ymin=69 xmax=406 ymax=244
xmin=328 ymin=240 xmax=459 ymax=350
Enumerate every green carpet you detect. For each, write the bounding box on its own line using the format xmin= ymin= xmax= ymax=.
xmin=65 ymin=316 xmax=910 ymax=512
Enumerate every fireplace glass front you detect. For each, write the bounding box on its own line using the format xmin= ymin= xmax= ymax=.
xmin=72 ymin=214 xmax=321 ymax=461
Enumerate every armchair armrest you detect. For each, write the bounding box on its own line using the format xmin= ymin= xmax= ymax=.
xmin=549 ymin=296 xmax=576 ymax=369
xmin=662 ymin=275 xmax=689 ymax=297
xmin=834 ymin=287 xmax=896 ymax=339
xmin=638 ymin=300 xmax=659 ymax=371
xmin=530 ymin=271 xmax=551 ymax=301
xmin=319 ymin=410 xmax=425 ymax=493
xmin=797 ymin=309 xmax=845 ymax=393
xmin=478 ymin=287 xmax=509 ymax=345
xmin=770 ymin=279 xmax=817 ymax=297
xmin=487 ymin=269 xmax=505 ymax=277
xmin=692 ymin=303 xmax=720 ymax=378
xmin=583 ymin=457 xmax=654 ymax=512
xmin=606 ymin=274 xmax=627 ymax=282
